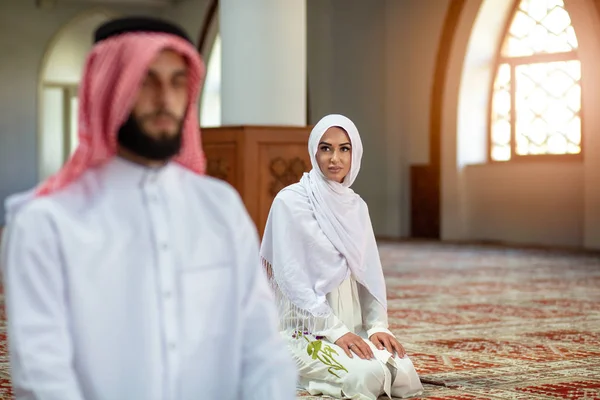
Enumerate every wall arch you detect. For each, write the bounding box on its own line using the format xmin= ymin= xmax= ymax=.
xmin=441 ymin=0 xmax=513 ymax=240
xmin=440 ymin=0 xmax=600 ymax=248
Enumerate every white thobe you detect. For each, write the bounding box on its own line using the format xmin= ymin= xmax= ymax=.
xmin=283 ymin=277 xmax=423 ymax=399
xmin=0 ymin=157 xmax=297 ymax=400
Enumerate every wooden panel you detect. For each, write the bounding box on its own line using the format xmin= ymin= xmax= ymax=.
xmin=246 ymin=126 xmax=312 ymax=143
xmin=203 ymin=142 xmax=238 ymax=189
xmin=410 ymin=165 xmax=440 ymax=239
xmin=201 ymin=127 xmax=242 ymax=143
xmin=200 ymin=125 xmax=311 ymax=236
xmin=245 ymin=127 xmax=311 ymax=230
xmin=257 ymin=143 xmax=311 ymax=236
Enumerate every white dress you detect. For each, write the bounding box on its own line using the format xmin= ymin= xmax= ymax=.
xmin=282 ymin=276 xmax=424 ymax=400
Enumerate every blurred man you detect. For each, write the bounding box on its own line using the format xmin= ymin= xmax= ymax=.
xmin=1 ymin=17 xmax=296 ymax=400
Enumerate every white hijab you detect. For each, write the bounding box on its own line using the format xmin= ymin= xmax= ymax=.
xmin=260 ymin=114 xmax=387 ymax=328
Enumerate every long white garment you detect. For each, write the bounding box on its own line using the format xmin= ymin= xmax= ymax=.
xmin=0 ymin=157 xmax=296 ymax=400
xmin=285 ymin=277 xmax=423 ymax=400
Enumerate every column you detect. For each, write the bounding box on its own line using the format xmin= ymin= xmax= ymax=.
xmin=220 ymin=0 xmax=306 ymax=126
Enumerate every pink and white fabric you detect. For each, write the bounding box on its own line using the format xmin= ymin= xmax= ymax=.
xmin=35 ymin=32 xmax=207 ymax=197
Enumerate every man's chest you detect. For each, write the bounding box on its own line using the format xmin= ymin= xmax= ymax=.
xmin=55 ymin=196 xmax=237 ymax=283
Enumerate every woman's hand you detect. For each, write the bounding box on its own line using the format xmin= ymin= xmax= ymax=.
xmin=334 ymin=332 xmax=374 ymax=360
xmin=369 ymin=332 xmax=406 ymax=357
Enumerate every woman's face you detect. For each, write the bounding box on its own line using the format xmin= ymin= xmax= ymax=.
xmin=316 ymin=126 xmax=352 ymax=183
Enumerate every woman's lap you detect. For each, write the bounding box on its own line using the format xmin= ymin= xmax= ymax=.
xmin=285 ymin=332 xmax=423 ymax=399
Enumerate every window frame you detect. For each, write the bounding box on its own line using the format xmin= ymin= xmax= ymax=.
xmin=487 ymin=0 xmax=584 ymax=163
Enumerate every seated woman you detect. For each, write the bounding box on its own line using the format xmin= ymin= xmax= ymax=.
xmin=260 ymin=114 xmax=424 ymax=399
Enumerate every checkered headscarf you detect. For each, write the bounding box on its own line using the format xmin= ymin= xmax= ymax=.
xmin=35 ymin=32 xmax=206 ymax=196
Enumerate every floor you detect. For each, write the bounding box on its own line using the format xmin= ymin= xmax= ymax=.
xmin=0 ymin=241 xmax=598 ymax=399
xmin=297 ymin=242 xmax=600 ymax=399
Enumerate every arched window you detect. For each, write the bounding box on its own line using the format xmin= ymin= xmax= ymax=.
xmin=490 ymin=0 xmax=581 ymax=162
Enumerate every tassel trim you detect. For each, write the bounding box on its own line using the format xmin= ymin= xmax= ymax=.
xmin=262 ymin=256 xmax=333 ymax=336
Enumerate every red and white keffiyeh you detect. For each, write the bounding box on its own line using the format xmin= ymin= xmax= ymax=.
xmin=36 ymin=31 xmax=206 ymax=197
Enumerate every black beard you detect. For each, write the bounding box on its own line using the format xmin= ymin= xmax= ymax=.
xmin=117 ymin=114 xmax=183 ymax=161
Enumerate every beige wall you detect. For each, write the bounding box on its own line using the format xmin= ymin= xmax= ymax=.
xmin=465 ymin=163 xmax=584 ymax=247
xmin=442 ymin=0 xmax=600 ymax=250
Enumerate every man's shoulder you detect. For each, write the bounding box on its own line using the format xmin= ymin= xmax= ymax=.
xmin=4 ymin=190 xmax=58 ymax=232
xmin=3 ymin=174 xmax=96 ymax=230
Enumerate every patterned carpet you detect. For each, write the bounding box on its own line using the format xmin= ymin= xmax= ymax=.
xmin=298 ymin=242 xmax=600 ymax=399
xmin=0 ymin=241 xmax=598 ymax=399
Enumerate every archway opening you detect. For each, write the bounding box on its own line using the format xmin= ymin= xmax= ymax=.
xmin=38 ymin=10 xmax=117 ymax=180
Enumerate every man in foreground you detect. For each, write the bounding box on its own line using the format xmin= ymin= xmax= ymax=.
xmin=1 ymin=16 xmax=296 ymax=400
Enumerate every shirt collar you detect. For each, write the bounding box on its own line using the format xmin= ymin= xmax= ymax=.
xmin=102 ymin=156 xmax=173 ymax=189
